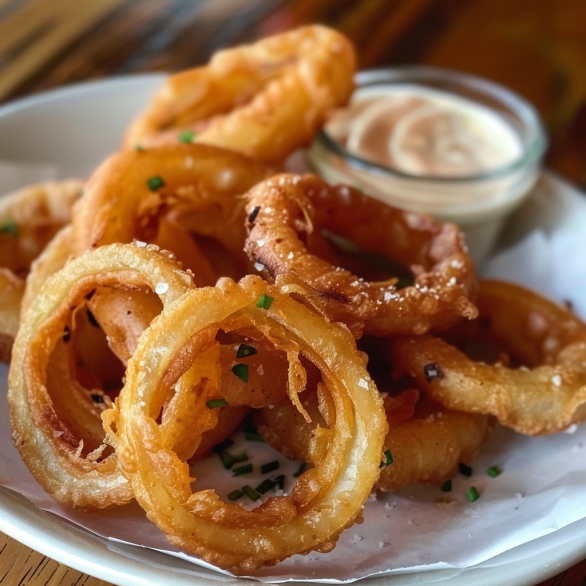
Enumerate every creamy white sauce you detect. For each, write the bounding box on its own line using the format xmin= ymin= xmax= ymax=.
xmin=328 ymin=85 xmax=523 ymax=177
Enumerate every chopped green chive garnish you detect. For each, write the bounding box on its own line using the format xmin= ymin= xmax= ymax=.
xmin=231 ymin=364 xmax=249 ymax=383
xmin=232 ymin=463 xmax=253 ymax=477
xmin=91 ymin=394 xmax=104 ymax=403
xmin=146 ymin=176 xmax=165 ymax=191
xmin=0 ymin=221 xmax=18 ymax=238
xmin=256 ymin=294 xmax=274 ymax=310
xmin=135 ymin=144 xmax=144 ymax=151
xmin=293 ymin=462 xmax=308 ymax=478
xmin=380 ymin=449 xmax=393 ymax=469
xmin=236 ymin=343 xmax=258 ymax=358
xmin=458 ymin=463 xmax=472 ymax=477
xmin=261 ymin=461 xmax=279 ymax=474
xmin=487 ymin=465 xmax=502 ymax=478
xmin=245 ymin=431 xmax=265 ymax=442
xmin=207 ymin=397 xmax=228 ymax=409
xmin=227 ymin=489 xmax=244 ymax=501
xmin=77 ymin=188 xmax=85 ymax=198
xmin=211 ymin=438 xmax=234 ymax=454
xmin=255 ymin=479 xmax=276 ymax=494
xmin=219 ymin=451 xmax=248 ymax=470
xmin=274 ymin=474 xmax=285 ymax=490
xmin=178 ymin=129 xmax=196 ymax=143
xmin=441 ymin=480 xmax=452 ymax=492
xmin=466 ymin=486 xmax=480 ymax=502
xmin=242 ymin=485 xmax=261 ymax=501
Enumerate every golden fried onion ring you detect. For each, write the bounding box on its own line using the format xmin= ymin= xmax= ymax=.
xmin=124 ymin=26 xmax=356 ymax=164
xmin=71 ymin=143 xmax=270 ymax=361
xmin=256 ymin=387 xmax=492 ymax=492
xmin=245 ymin=174 xmax=478 ymax=338
xmin=0 ymin=180 xmax=82 ymax=275
xmin=108 ymin=275 xmax=387 ymax=573
xmin=392 ymin=280 xmax=586 ymax=435
xmin=72 ymin=143 xmax=270 ymax=258
xmin=0 ymin=269 xmax=22 ymax=361
xmin=8 ymin=243 xmax=194 ymax=508
xmin=0 ymin=181 xmax=82 ymax=360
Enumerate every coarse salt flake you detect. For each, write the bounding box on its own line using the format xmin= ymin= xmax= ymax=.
xmin=257 ymin=364 xmax=264 ymax=376
xmin=135 ymin=240 xmax=147 ymax=248
xmin=552 ymin=374 xmax=562 ymax=387
xmin=155 ymin=282 xmax=169 ymax=294
xmin=358 ymin=378 xmax=368 ymax=389
xmin=254 ymin=262 xmax=265 ymax=272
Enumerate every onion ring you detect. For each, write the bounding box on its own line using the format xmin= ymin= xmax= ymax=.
xmin=0 ymin=180 xmax=82 ymax=276
xmin=0 ymin=182 xmax=82 ymax=359
xmin=391 ymin=279 xmax=586 ymax=435
xmin=108 ymin=275 xmax=387 ymax=572
xmin=0 ymin=268 xmax=22 ymax=361
xmin=256 ymin=386 xmax=492 ymax=492
xmin=71 ymin=143 xmax=270 ymax=361
xmin=8 ymin=243 xmax=194 ymax=508
xmin=245 ymin=174 xmax=478 ymax=338
xmin=124 ymin=26 xmax=356 ymax=164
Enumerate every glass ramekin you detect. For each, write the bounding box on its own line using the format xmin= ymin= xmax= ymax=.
xmin=307 ymin=66 xmax=548 ymax=266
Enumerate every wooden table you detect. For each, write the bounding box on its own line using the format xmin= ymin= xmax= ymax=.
xmin=1 ymin=1 xmax=586 ymax=584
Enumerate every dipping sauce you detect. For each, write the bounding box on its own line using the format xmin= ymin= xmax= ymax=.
xmin=307 ymin=68 xmax=547 ymax=266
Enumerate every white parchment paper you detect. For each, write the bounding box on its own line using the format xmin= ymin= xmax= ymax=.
xmin=1 ymin=172 xmax=586 ymax=583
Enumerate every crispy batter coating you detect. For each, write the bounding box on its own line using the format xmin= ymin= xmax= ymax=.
xmin=125 ymin=26 xmax=356 ymax=164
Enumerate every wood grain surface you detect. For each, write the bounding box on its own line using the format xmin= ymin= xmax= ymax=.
xmin=1 ymin=0 xmax=586 ymax=584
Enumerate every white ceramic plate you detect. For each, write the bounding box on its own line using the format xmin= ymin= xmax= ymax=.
xmin=1 ymin=77 xmax=586 ymax=586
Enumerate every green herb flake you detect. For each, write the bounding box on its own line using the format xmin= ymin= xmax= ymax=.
xmin=219 ymin=451 xmax=248 ymax=470
xmin=207 ymin=397 xmax=229 ymax=409
xmin=231 ymin=364 xmax=249 ymax=383
xmin=227 ymin=489 xmax=244 ymax=501
xmin=241 ymin=485 xmax=261 ymax=501
xmin=211 ymin=438 xmax=234 ymax=454
xmin=261 ymin=461 xmax=279 ymax=474
xmin=178 ymin=129 xmax=195 ymax=143
xmin=379 ymin=449 xmax=393 ymax=469
xmin=293 ymin=462 xmax=308 ymax=478
xmin=256 ymin=294 xmax=274 ymax=310
xmin=274 ymin=474 xmax=285 ymax=490
xmin=236 ymin=343 xmax=258 ymax=358
xmin=255 ymin=479 xmax=275 ymax=494
xmin=0 ymin=221 xmax=18 ymax=238
xmin=458 ymin=463 xmax=472 ymax=477
xmin=487 ymin=465 xmax=502 ymax=478
xmin=135 ymin=144 xmax=144 ymax=151
xmin=146 ymin=176 xmax=165 ymax=191
xmin=232 ymin=463 xmax=253 ymax=477
xmin=245 ymin=431 xmax=265 ymax=442
xmin=466 ymin=486 xmax=480 ymax=502
xmin=440 ymin=480 xmax=452 ymax=492
xmin=91 ymin=394 xmax=104 ymax=404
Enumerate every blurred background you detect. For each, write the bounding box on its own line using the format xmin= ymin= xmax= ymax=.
xmin=1 ymin=0 xmax=585 ymax=186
